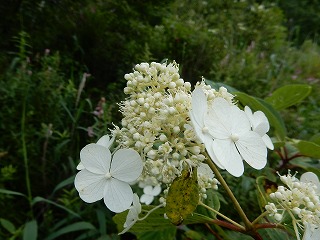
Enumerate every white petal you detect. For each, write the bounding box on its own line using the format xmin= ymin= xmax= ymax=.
xmin=229 ymin=107 xmax=252 ymax=136
xmin=204 ymin=138 xmax=225 ymax=169
xmin=206 ymin=98 xmax=250 ymax=138
xmin=132 ymin=193 xmax=142 ymax=213
xmin=198 ymin=163 xmax=214 ymax=179
xmin=76 ymin=162 xmax=85 ymax=170
xmin=74 ymin=169 xmax=105 ymax=203
xmin=97 ymin=134 xmax=115 ymax=149
xmin=111 ymin=149 xmax=143 ymax=182
xmin=244 ymin=106 xmax=253 ymax=121
xmin=190 ymin=88 xmax=207 ymax=128
xmin=245 ymin=107 xmax=270 ymax=135
xmin=104 ymin=178 xmax=133 ymax=213
xmin=253 ymin=113 xmax=270 ymax=136
xmin=80 ymin=144 xmax=111 ymax=174
xmin=189 ymin=88 xmax=209 ymax=143
xmin=205 ymin=98 xmax=232 ymax=139
xmin=303 ymin=223 xmax=320 ymax=240
xmin=119 ymin=206 xmax=140 ymax=234
xmin=212 ymin=139 xmax=244 ymax=177
xmin=143 ymin=185 xmax=153 ymax=195
xmin=301 ymin=172 xmax=320 ymax=193
xmin=144 ymin=185 xmax=161 ymax=196
xmin=150 ymin=185 xmax=162 ymax=196
xmin=236 ymin=132 xmax=267 ymax=170
xmin=262 ymin=134 xmax=274 ymax=150
xmin=140 ymin=194 xmax=154 ymax=205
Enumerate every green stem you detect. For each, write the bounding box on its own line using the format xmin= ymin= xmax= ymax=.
xmin=252 ymin=211 xmax=269 ymax=225
xmin=139 ymin=204 xmax=164 ymax=221
xmin=21 ymin=98 xmax=33 ymax=216
xmin=199 ymin=201 xmax=245 ymax=230
xmin=204 ymin=153 xmax=252 ymax=230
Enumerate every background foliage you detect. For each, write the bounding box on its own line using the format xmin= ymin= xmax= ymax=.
xmin=0 ymin=0 xmax=319 ymax=239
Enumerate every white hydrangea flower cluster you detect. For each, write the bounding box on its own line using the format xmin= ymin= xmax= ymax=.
xmin=113 ymin=62 xmax=226 ymax=190
xmin=265 ymin=172 xmax=320 ymax=237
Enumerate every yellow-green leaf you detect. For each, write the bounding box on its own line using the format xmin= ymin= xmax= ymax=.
xmin=165 ymin=168 xmax=199 ymax=225
xmin=290 ymin=139 xmax=320 ymax=158
xmin=264 ymin=84 xmax=312 ymax=110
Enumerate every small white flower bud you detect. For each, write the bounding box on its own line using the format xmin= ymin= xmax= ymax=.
xmin=144 ymin=103 xmax=150 ymax=109
xmin=275 ymin=192 xmax=283 ymax=200
xmin=173 ymin=126 xmax=180 ymax=134
xmin=140 ymin=112 xmax=146 ymax=118
xmin=130 ymin=100 xmax=137 ymax=106
xmin=184 ymin=82 xmax=191 ymax=90
xmin=274 ymin=213 xmax=282 ymax=221
xmin=307 ymin=201 xmax=315 ymax=209
xmin=169 ymin=82 xmax=176 ymax=89
xmin=147 ymin=150 xmax=157 ymax=159
xmin=137 ymin=98 xmax=145 ymax=105
xmin=292 ymin=207 xmax=301 ymax=215
xmin=135 ymin=141 xmax=143 ymax=148
xmin=176 ymin=78 xmax=184 ymax=86
xmin=148 ymin=107 xmax=155 ymax=114
xmin=159 ymin=134 xmax=167 ymax=142
xmin=124 ymin=87 xmax=132 ymax=94
xmin=133 ymin=133 xmax=140 ymax=140
xmin=168 ymin=107 xmax=176 ymax=114
xmin=154 ymin=92 xmax=162 ymax=99
xmin=172 ymin=152 xmax=180 ymax=159
xmin=151 ymin=167 xmax=160 ymax=175
xmin=124 ymin=73 xmax=132 ymax=80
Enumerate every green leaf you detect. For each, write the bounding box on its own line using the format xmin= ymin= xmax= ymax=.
xmin=0 ymin=218 xmax=16 ymax=234
xmin=196 ymin=188 xmax=220 ymax=218
xmin=165 ymin=168 xmax=199 ymax=225
xmin=44 ymin=222 xmax=96 ymax=240
xmin=32 ymin=196 xmax=80 ymax=218
xmin=310 ymin=133 xmax=320 ymax=145
xmin=96 ymin=209 xmax=106 ymax=236
xmin=235 ymin=92 xmax=287 ymax=140
xmin=0 ymin=188 xmax=27 ymax=198
xmin=264 ymin=84 xmax=312 ymax=110
xmin=113 ymin=205 xmax=213 ymax=234
xmin=113 ymin=206 xmax=171 ymax=233
xmin=273 ymin=141 xmax=285 ymax=149
xmin=290 ymin=139 xmax=320 ymax=158
xmin=52 ymin=175 xmax=75 ymax=194
xmin=258 ymin=227 xmax=295 ymax=240
xmin=135 ymin=227 xmax=177 ymax=240
xmin=23 ymin=220 xmax=38 ymax=240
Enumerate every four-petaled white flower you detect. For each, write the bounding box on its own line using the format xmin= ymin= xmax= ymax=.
xmin=140 ymin=185 xmax=162 ymax=205
xmin=119 ymin=193 xmax=142 ymax=234
xmin=76 ymin=135 xmax=115 ymax=170
xmin=74 ymin=143 xmax=143 ymax=213
xmin=190 ymin=88 xmax=270 ymax=177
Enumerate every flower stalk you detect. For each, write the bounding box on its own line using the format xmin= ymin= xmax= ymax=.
xmin=21 ymin=97 xmax=33 ymax=217
xmin=199 ymin=201 xmax=245 ymax=230
xmin=205 ymin=153 xmax=252 ymax=230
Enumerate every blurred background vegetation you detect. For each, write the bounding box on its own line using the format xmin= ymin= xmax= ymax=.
xmin=0 ymin=0 xmax=319 ymax=239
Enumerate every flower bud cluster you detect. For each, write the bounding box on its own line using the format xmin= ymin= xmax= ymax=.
xmin=113 ymin=62 xmax=224 ymax=192
xmin=265 ymin=172 xmax=320 ymax=231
